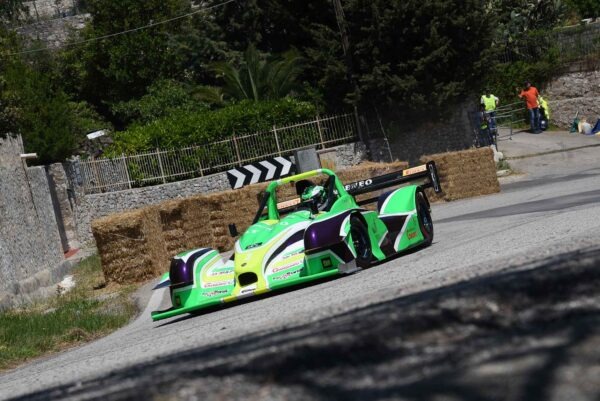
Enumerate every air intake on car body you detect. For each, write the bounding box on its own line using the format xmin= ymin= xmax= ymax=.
xmin=238 ymin=272 xmax=258 ymax=287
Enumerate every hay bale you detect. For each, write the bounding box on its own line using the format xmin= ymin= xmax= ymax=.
xmin=420 ymin=147 xmax=499 ymax=202
xmin=92 ymin=206 xmax=166 ymax=284
xmin=179 ymin=196 xmax=213 ymax=250
xmin=158 ymin=199 xmax=187 ymax=254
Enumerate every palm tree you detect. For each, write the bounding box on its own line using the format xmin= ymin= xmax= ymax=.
xmin=196 ymin=44 xmax=303 ymax=104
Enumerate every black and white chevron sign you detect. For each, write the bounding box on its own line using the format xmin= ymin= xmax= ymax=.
xmin=227 ymin=157 xmax=295 ymax=189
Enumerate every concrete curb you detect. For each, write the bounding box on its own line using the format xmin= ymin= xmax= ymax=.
xmin=505 ymin=142 xmax=600 ymax=160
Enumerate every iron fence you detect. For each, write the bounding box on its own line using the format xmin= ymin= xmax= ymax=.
xmin=498 ymin=22 xmax=600 ymax=64
xmin=77 ymin=113 xmax=358 ymax=194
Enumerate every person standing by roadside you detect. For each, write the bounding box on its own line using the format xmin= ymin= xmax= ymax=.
xmin=518 ymin=81 xmax=541 ymax=134
xmin=480 ymin=90 xmax=499 ymax=130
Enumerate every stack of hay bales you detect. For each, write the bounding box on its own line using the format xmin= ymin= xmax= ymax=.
xmin=92 ymin=207 xmax=166 ymax=284
xmin=204 ymin=187 xmax=262 ymax=252
xmin=420 ymin=147 xmax=499 ymax=202
xmin=92 ymin=153 xmax=497 ymax=284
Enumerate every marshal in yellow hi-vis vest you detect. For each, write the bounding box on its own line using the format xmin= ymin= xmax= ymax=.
xmin=539 ymin=96 xmax=550 ymax=120
xmin=480 ymin=94 xmax=499 ymax=112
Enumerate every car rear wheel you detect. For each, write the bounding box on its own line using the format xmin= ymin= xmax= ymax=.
xmin=350 ymin=215 xmax=372 ymax=268
xmin=416 ymin=192 xmax=433 ymax=246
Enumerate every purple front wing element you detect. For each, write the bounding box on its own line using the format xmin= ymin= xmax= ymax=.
xmin=169 ymin=248 xmax=212 ymax=287
xmin=304 ymin=212 xmax=352 ymax=250
xmin=304 ymin=211 xmax=356 ymax=263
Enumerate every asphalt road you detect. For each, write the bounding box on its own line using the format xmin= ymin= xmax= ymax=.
xmin=1 ymin=133 xmax=599 ymax=400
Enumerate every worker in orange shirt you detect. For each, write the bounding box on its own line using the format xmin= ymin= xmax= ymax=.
xmin=518 ymin=81 xmax=541 ymax=134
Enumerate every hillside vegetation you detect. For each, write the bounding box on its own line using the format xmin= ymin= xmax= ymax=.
xmin=0 ymin=0 xmax=595 ymax=162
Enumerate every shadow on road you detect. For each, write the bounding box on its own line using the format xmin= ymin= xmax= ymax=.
xmin=11 ymin=247 xmax=600 ymax=401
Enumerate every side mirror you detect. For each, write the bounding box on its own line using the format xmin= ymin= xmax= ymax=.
xmin=228 ymin=223 xmax=239 ymax=237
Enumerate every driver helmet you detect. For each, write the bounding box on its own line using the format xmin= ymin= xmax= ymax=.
xmin=301 ymin=185 xmax=325 ymax=204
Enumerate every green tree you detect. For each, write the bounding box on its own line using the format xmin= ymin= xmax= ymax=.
xmin=211 ymin=0 xmax=334 ymax=53
xmin=213 ymin=0 xmax=496 ymax=114
xmin=565 ymin=0 xmax=600 ymax=18
xmin=210 ymin=0 xmax=344 ymax=108
xmin=112 ymin=80 xmax=207 ymax=126
xmin=71 ymin=0 xmax=190 ymax=105
xmin=0 ymin=0 xmax=25 ymax=24
xmin=490 ymin=0 xmax=568 ymax=43
xmin=343 ymin=0 xmax=494 ymax=114
xmin=62 ymin=0 xmax=229 ymax=114
xmin=201 ymin=44 xmax=303 ymax=103
xmin=0 ymin=31 xmax=21 ymax=134
xmin=2 ymin=61 xmax=76 ymax=164
xmin=1 ymin=29 xmax=108 ymax=162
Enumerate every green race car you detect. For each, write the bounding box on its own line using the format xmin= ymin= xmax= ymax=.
xmin=151 ymin=162 xmax=441 ymax=321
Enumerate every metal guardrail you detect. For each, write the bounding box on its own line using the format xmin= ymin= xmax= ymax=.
xmin=494 ymin=101 xmax=525 ymax=141
xmin=77 ymin=113 xmax=358 ymax=194
xmin=471 ymin=101 xmax=525 ymax=148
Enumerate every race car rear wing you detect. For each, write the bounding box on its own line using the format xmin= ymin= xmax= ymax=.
xmin=344 ymin=161 xmax=442 ymax=203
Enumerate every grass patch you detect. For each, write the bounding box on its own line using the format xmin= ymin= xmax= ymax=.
xmin=0 ymin=254 xmax=137 ymax=371
xmin=496 ymin=159 xmax=511 ymax=171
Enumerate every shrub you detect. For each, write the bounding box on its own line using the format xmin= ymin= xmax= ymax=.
xmin=107 ymin=98 xmax=318 ymax=155
xmin=111 ymin=80 xmax=207 ymax=127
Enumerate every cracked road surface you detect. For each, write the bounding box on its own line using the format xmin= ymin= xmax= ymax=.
xmin=1 ymin=143 xmax=599 ymax=401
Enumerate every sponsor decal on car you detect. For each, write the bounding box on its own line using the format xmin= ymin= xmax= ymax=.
xmin=209 ymin=269 xmax=234 ymax=277
xmin=272 ymin=268 xmax=303 ymax=281
xmin=277 ymin=198 xmax=301 ymax=209
xmin=282 ymin=248 xmax=303 ymax=260
xmin=402 ymin=165 xmax=427 ymax=176
xmin=202 ymin=280 xmax=234 ymax=288
xmin=204 ymin=289 xmax=229 ymax=297
xmin=344 ymin=179 xmax=373 ymax=192
xmin=407 ymin=231 xmax=417 ymax=240
xmin=271 ymin=261 xmax=303 ymax=274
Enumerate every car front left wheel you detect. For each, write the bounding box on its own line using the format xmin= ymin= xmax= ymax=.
xmin=350 ymin=215 xmax=372 ymax=268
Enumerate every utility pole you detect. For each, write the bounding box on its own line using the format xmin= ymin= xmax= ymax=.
xmin=331 ymin=0 xmax=366 ymax=145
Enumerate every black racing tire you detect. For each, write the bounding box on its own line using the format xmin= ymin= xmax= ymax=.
xmin=416 ymin=191 xmax=434 ymax=246
xmin=350 ymin=215 xmax=372 ymax=268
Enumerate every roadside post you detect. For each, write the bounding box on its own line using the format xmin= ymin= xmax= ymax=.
xmin=293 ymin=147 xmax=321 ymax=173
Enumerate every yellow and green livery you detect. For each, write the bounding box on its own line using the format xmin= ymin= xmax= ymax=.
xmin=151 ymin=163 xmax=441 ymax=321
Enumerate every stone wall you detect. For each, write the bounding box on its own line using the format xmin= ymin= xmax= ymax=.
xmin=70 ymin=142 xmax=369 ymax=245
xmin=317 ymin=142 xmax=368 ymax=170
xmin=544 ymin=70 xmax=600 ymax=128
xmin=16 ymin=13 xmax=90 ymax=49
xmin=0 ymin=135 xmax=67 ymax=310
xmin=383 ymin=102 xmax=475 ymax=165
xmin=48 ymin=163 xmax=80 ymax=252
xmin=22 ymin=0 xmax=77 ymax=19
